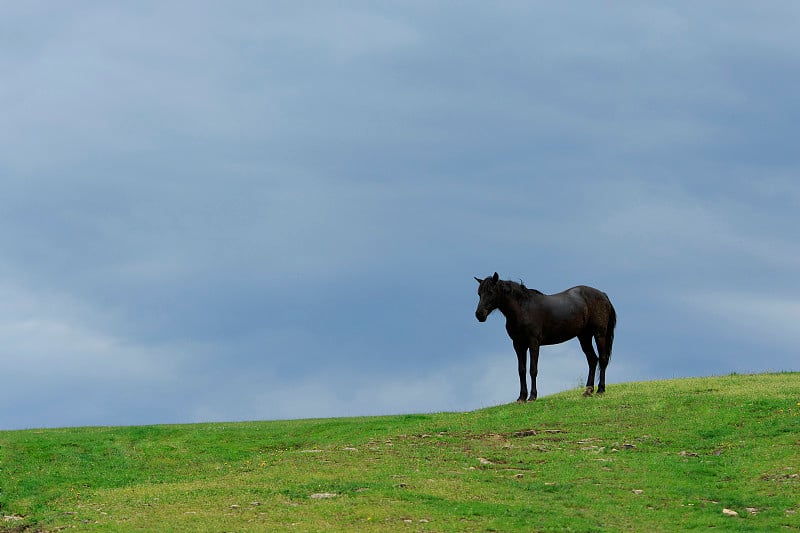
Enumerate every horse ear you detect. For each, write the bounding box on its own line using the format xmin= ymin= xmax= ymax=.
xmin=492 ymin=272 xmax=499 ymax=282
xmin=474 ymin=277 xmax=482 ymax=284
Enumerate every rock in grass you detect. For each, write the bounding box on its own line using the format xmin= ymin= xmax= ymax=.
xmin=309 ymin=493 xmax=338 ymax=499
xmin=722 ymin=508 xmax=739 ymax=517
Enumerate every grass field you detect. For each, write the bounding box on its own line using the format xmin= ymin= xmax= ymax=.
xmin=1 ymin=372 xmax=799 ymax=532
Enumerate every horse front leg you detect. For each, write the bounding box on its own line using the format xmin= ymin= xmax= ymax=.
xmin=528 ymin=343 xmax=540 ymax=401
xmin=513 ymin=339 xmax=528 ymax=403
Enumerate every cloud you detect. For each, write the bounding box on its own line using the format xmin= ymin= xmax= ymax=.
xmin=0 ymin=282 xmax=207 ymax=428
xmin=682 ymin=291 xmax=800 ymax=349
xmin=555 ymin=178 xmax=800 ymax=277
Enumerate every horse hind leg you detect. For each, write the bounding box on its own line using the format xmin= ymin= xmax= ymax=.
xmin=594 ymin=335 xmax=610 ymax=394
xmin=578 ymin=334 xmax=597 ymax=397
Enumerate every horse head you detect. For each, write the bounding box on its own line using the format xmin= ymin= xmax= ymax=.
xmin=474 ymin=272 xmax=500 ymax=322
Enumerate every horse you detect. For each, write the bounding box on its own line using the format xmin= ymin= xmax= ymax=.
xmin=474 ymin=272 xmax=616 ymax=402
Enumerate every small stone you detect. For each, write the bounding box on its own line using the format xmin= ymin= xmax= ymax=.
xmin=632 ymin=489 xmax=644 ymax=495
xmin=622 ymin=443 xmax=636 ymax=450
xmin=722 ymin=508 xmax=739 ymax=517
xmin=230 ymin=504 xmax=240 ymax=509
xmin=309 ymin=493 xmax=338 ymax=499
xmin=745 ymin=507 xmax=758 ymax=515
xmin=478 ymin=457 xmax=493 ymax=465
xmin=403 ymin=519 xmax=413 ymax=523
xmin=250 ymin=502 xmax=262 ymax=506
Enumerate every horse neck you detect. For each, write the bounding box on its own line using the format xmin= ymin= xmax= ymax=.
xmin=497 ymin=294 xmax=524 ymax=324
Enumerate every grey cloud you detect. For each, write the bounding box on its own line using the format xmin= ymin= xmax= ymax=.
xmin=1 ymin=2 xmax=798 ymax=429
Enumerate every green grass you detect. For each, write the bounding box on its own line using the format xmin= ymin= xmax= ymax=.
xmin=2 ymin=373 xmax=799 ymax=531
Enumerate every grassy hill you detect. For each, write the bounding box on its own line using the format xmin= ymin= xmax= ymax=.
xmin=1 ymin=373 xmax=799 ymax=532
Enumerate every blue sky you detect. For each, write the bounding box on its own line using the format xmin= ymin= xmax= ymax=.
xmin=1 ymin=2 xmax=799 ymax=429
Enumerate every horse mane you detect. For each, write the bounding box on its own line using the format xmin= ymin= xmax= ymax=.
xmin=501 ymin=279 xmax=542 ymax=299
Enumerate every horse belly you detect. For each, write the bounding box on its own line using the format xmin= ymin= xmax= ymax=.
xmin=540 ymin=330 xmax=580 ymax=346
xmin=539 ymin=304 xmax=589 ymax=345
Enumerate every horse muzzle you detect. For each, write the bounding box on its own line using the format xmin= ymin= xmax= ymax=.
xmin=475 ymin=309 xmax=488 ymax=322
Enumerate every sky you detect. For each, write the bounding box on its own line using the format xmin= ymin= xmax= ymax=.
xmin=1 ymin=2 xmax=799 ymax=430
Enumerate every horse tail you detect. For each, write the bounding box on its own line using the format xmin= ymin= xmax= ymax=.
xmin=605 ymin=300 xmax=616 ymax=358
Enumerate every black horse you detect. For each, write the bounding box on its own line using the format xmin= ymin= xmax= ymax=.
xmin=474 ymin=272 xmax=616 ymax=402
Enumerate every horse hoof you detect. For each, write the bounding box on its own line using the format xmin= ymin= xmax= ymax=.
xmin=516 ymin=398 xmax=527 ymax=404
xmin=583 ymin=386 xmax=594 ymax=397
